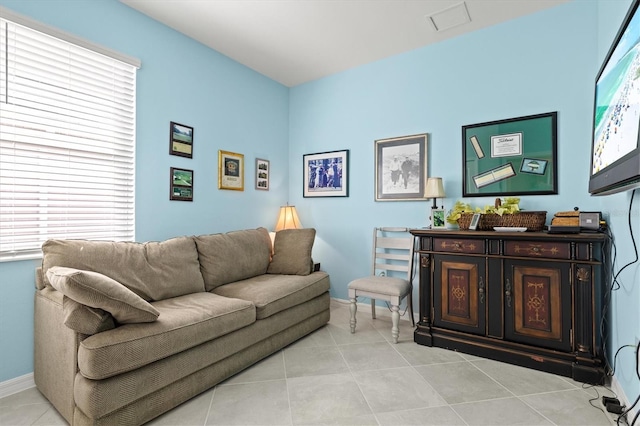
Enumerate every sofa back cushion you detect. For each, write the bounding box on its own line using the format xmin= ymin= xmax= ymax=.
xmin=42 ymin=237 xmax=205 ymax=301
xmin=194 ymin=227 xmax=272 ymax=291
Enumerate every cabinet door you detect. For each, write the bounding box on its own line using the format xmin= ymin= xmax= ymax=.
xmin=504 ymin=260 xmax=571 ymax=352
xmin=433 ymin=255 xmax=486 ymax=335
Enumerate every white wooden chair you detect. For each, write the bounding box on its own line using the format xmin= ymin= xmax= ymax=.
xmin=348 ymin=227 xmax=415 ymax=343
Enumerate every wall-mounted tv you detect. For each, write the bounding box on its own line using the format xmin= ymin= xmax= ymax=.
xmin=589 ymin=0 xmax=640 ymax=196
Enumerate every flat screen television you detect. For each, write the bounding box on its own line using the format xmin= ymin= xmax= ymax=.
xmin=589 ymin=0 xmax=640 ymax=196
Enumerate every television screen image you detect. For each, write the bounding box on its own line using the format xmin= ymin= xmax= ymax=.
xmin=590 ymin=0 xmax=640 ymax=195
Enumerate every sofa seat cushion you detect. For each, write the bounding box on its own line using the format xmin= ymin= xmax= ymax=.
xmin=212 ymin=271 xmax=330 ymax=319
xmin=77 ymin=292 xmax=255 ymax=380
xmin=194 ymin=228 xmax=272 ymax=291
xmin=73 ymin=293 xmax=330 ymax=420
xmin=42 ymin=237 xmax=205 ymax=301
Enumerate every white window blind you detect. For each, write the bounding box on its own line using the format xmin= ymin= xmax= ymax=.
xmin=0 ymin=16 xmax=138 ymax=261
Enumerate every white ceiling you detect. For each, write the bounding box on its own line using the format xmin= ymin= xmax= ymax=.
xmin=120 ymin=0 xmax=569 ymax=87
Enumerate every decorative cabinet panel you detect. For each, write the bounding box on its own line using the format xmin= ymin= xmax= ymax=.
xmin=411 ymin=229 xmax=608 ymax=384
xmin=433 ymin=256 xmax=485 ymax=336
xmin=504 ymin=261 xmax=571 ymax=352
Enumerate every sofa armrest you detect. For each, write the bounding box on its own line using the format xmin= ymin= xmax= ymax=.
xmin=35 ymin=267 xmax=46 ymax=290
xmin=34 ymin=286 xmax=81 ymax=423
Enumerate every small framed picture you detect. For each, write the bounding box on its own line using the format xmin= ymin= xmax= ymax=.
xmin=255 ymin=158 xmax=269 ymax=190
xmin=169 ymin=122 xmax=193 ymax=158
xmin=469 ymin=213 xmax=482 ymax=230
xmin=432 ymin=208 xmax=446 ymax=229
xmin=218 ymin=150 xmax=244 ymax=191
xmin=170 ymin=167 xmax=193 ymax=201
xmin=303 ymin=150 xmax=349 ymax=197
xmin=520 ymin=158 xmax=549 ymax=175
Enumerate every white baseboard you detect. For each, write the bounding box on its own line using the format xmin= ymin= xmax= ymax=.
xmin=0 ymin=373 xmax=35 ymax=399
xmin=610 ymin=374 xmax=638 ymax=423
xmin=331 ymin=297 xmax=419 ymax=324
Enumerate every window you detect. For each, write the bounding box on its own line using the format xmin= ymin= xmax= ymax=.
xmin=0 ymin=11 xmax=139 ymax=261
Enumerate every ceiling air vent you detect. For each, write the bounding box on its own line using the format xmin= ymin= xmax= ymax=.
xmin=426 ymin=2 xmax=471 ymax=32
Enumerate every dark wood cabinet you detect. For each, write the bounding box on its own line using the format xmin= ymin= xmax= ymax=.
xmin=411 ymin=229 xmax=608 ymax=384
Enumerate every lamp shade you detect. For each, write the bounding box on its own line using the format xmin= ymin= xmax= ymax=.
xmin=424 ymin=177 xmax=446 ymax=199
xmin=274 ymin=205 xmax=303 ymax=231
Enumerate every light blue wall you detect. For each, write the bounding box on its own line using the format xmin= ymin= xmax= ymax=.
xmin=290 ymin=1 xmax=598 ymax=300
xmin=0 ymin=0 xmax=638 ymax=406
xmin=0 ymin=0 xmax=289 ymax=382
xmin=290 ymin=0 xmax=639 ymax=404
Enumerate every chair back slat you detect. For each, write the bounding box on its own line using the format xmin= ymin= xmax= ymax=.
xmin=376 ymin=253 xmax=410 ymax=261
xmin=376 ymin=237 xmax=412 ymax=249
xmin=370 ymin=227 xmax=415 ymax=280
xmin=374 ymin=262 xmax=409 ymax=273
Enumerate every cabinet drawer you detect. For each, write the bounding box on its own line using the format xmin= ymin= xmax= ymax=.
xmin=434 ymin=238 xmax=484 ymax=254
xmin=504 ymin=241 xmax=570 ymax=259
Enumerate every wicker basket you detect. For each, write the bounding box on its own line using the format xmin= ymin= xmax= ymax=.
xmin=458 ymin=211 xmax=547 ymax=231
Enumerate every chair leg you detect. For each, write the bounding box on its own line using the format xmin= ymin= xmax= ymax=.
xmin=349 ymin=298 xmax=357 ymax=333
xmin=371 ymin=299 xmax=376 ymax=319
xmin=391 ymin=305 xmax=400 ymax=343
xmin=407 ymin=293 xmax=415 ymax=326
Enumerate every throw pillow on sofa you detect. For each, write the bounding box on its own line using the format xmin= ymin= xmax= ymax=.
xmin=46 ymin=266 xmax=159 ymax=324
xmin=267 ymin=228 xmax=316 ymax=275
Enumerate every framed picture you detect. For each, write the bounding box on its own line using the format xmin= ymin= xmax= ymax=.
xmin=218 ymin=150 xmax=244 ymax=191
xmin=255 ymin=158 xmax=270 ymax=190
xmin=469 ymin=213 xmax=482 ymax=230
xmin=462 ymin=112 xmax=558 ymax=197
xmin=432 ymin=208 xmax=446 ymax=229
xmin=375 ymin=134 xmax=428 ymax=201
xmin=303 ymin=150 xmax=349 ymax=197
xmin=169 ymin=122 xmax=193 ymax=158
xmin=520 ymin=158 xmax=548 ymax=175
xmin=170 ymin=167 xmax=193 ymax=201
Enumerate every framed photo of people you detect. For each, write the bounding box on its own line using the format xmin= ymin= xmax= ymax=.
xmin=303 ymin=150 xmax=349 ymax=197
xmin=375 ymin=134 xmax=428 ymax=201
xmin=462 ymin=112 xmax=558 ymax=197
xmin=255 ymin=158 xmax=270 ymax=190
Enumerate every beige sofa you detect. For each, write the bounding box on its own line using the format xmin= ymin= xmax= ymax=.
xmin=33 ymin=227 xmax=330 ymax=425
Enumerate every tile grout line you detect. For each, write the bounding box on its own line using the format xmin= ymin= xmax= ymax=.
xmin=332 ymin=315 xmax=384 ymax=426
xmin=281 ymin=350 xmax=294 ymax=426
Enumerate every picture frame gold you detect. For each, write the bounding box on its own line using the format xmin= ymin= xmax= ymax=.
xmin=218 ymin=150 xmax=244 ymax=191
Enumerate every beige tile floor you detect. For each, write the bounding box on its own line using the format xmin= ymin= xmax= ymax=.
xmin=0 ymin=300 xmax=623 ymax=425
